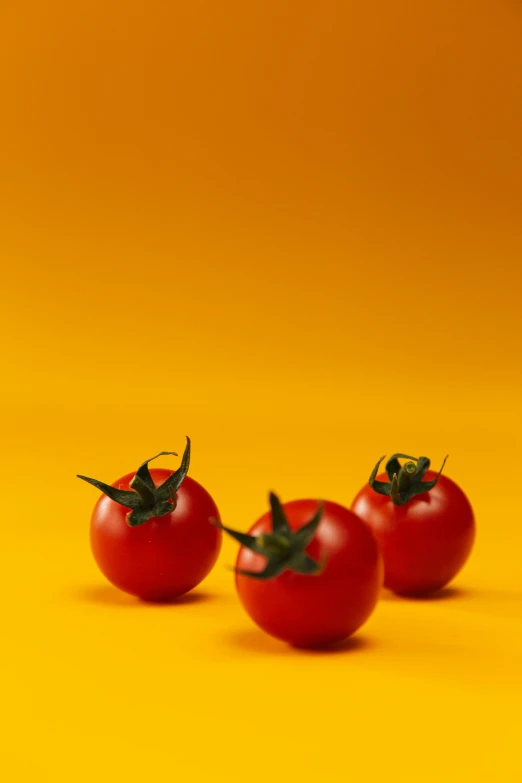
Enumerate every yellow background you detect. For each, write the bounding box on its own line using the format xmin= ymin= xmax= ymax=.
xmin=1 ymin=1 xmax=521 ymax=780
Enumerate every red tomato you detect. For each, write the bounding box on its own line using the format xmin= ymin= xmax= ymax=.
xmin=79 ymin=441 xmax=222 ymax=600
xmin=218 ymin=495 xmax=383 ymax=647
xmin=351 ymin=458 xmax=475 ymax=596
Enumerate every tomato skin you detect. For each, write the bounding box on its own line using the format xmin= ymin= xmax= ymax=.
xmin=351 ymin=471 xmax=475 ymax=596
xmin=235 ymin=500 xmax=383 ymax=647
xmin=90 ymin=468 xmax=222 ymax=600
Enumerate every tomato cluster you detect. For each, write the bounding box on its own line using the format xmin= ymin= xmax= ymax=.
xmin=78 ymin=441 xmax=475 ymax=648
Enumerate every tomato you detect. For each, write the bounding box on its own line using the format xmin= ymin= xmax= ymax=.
xmin=215 ymin=493 xmax=383 ymax=647
xmin=78 ymin=439 xmax=222 ymax=600
xmin=351 ymin=454 xmax=475 ymax=596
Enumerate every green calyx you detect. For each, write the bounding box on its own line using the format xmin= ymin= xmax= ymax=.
xmin=213 ymin=492 xmax=325 ymax=580
xmin=369 ymin=452 xmax=448 ymax=506
xmin=77 ymin=437 xmax=191 ymax=526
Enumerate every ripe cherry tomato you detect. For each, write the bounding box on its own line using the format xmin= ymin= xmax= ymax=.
xmin=78 ymin=438 xmax=222 ymax=600
xmin=216 ymin=493 xmax=383 ymax=647
xmin=351 ymin=454 xmax=475 ymax=596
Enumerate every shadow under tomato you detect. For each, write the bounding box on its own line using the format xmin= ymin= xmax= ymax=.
xmin=381 ymin=586 xmax=471 ymax=602
xmin=75 ymin=584 xmax=214 ymax=607
xmin=227 ymin=628 xmax=376 ymax=656
xmin=294 ymin=635 xmax=375 ymax=656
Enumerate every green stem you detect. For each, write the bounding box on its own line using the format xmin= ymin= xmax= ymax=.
xmin=258 ymin=533 xmax=292 ymax=555
xmin=368 ymin=453 xmax=448 ymax=506
xmin=77 ymin=439 xmax=192 ymax=527
xmin=129 ymin=474 xmax=156 ymax=507
xmin=213 ymin=494 xmax=324 ymax=580
xmin=390 ymin=474 xmax=402 ymax=505
xmin=397 ymin=461 xmax=417 ymax=495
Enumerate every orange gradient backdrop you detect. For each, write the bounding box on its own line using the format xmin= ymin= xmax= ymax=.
xmin=1 ymin=2 xmax=521 ymax=782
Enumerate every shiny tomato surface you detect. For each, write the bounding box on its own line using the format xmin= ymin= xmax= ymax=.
xmin=351 ymin=471 xmax=475 ymax=596
xmin=90 ymin=468 xmax=222 ymax=600
xmin=235 ymin=499 xmax=383 ymax=647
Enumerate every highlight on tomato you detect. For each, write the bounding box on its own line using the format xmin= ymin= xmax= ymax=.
xmin=214 ymin=493 xmax=383 ymax=648
xmin=77 ymin=437 xmax=222 ymax=600
xmin=351 ymin=453 xmax=475 ymax=597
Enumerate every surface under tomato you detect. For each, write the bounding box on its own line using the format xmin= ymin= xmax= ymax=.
xmin=234 ymin=499 xmax=383 ymax=647
xmin=90 ymin=468 xmax=222 ymax=600
xmin=351 ymin=470 xmax=475 ymax=596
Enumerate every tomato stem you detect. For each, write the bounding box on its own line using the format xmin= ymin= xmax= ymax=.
xmin=77 ymin=437 xmax=191 ymax=526
xmin=368 ymin=453 xmax=448 ymax=506
xmin=397 ymin=462 xmax=416 ymax=495
xmin=258 ymin=533 xmax=292 ymax=554
xmin=129 ymin=474 xmax=156 ymax=507
xmin=212 ymin=494 xmax=324 ymax=580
